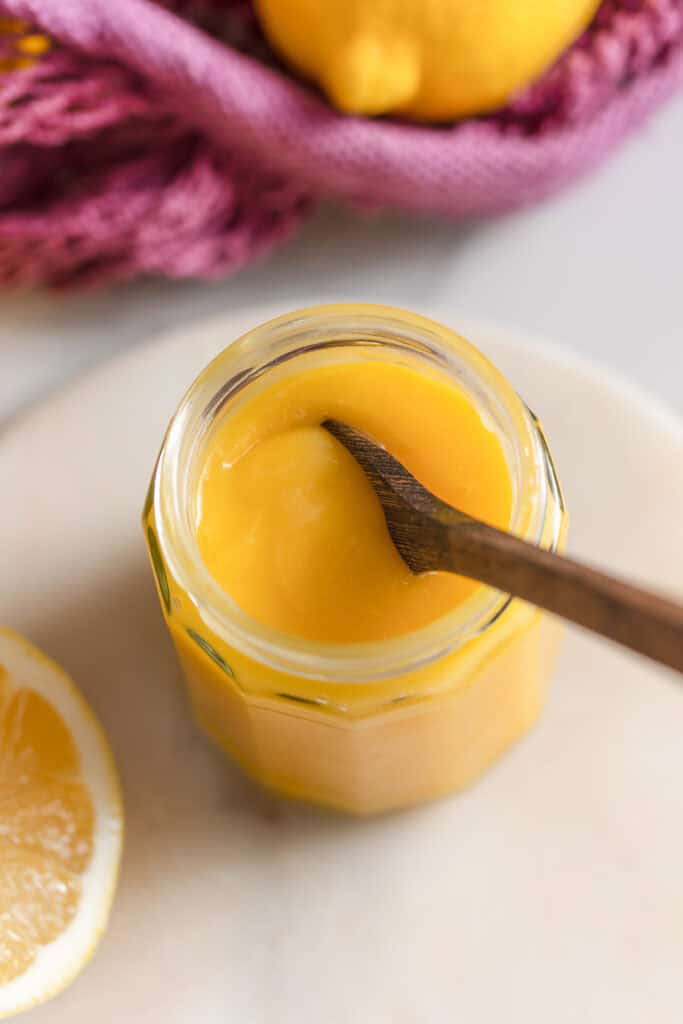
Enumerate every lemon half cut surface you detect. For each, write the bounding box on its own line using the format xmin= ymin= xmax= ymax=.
xmin=0 ymin=629 xmax=123 ymax=1018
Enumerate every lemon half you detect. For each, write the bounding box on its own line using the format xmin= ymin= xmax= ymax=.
xmin=0 ymin=629 xmax=123 ymax=1018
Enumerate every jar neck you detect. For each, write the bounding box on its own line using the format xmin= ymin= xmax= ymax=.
xmin=154 ymin=304 xmax=565 ymax=683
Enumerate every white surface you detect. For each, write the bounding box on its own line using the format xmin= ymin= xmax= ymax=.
xmin=1 ymin=310 xmax=682 ymax=1023
xmin=0 ymin=92 xmax=682 ymax=428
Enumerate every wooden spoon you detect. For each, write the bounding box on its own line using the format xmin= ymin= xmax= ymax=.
xmin=323 ymin=419 xmax=683 ymax=674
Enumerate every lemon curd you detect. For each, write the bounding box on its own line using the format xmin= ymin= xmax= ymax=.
xmin=196 ymin=361 xmax=512 ymax=644
xmin=145 ymin=306 xmax=566 ymax=814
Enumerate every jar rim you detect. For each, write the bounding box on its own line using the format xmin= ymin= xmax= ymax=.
xmin=153 ymin=304 xmax=565 ymax=683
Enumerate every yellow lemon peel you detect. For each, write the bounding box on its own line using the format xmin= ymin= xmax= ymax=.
xmin=255 ymin=0 xmax=601 ymax=120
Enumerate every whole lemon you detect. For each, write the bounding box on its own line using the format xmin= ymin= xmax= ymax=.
xmin=255 ymin=0 xmax=601 ymax=121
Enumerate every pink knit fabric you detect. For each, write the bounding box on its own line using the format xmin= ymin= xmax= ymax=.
xmin=0 ymin=0 xmax=681 ymax=288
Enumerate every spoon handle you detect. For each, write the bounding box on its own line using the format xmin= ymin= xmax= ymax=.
xmin=442 ymin=517 xmax=683 ymax=673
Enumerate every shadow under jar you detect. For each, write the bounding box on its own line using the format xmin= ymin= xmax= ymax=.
xmin=144 ymin=305 xmax=566 ymax=815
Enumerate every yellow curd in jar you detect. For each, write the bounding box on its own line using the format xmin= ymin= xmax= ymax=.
xmin=145 ymin=306 xmax=565 ymax=814
xmin=196 ymin=361 xmax=512 ymax=644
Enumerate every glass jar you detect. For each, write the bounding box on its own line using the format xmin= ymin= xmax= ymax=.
xmin=144 ymin=305 xmax=566 ymax=815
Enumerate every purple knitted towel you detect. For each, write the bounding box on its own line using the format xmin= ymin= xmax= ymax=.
xmin=0 ymin=0 xmax=682 ymax=288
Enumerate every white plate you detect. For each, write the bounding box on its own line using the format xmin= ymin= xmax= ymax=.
xmin=2 ymin=309 xmax=682 ymax=1023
